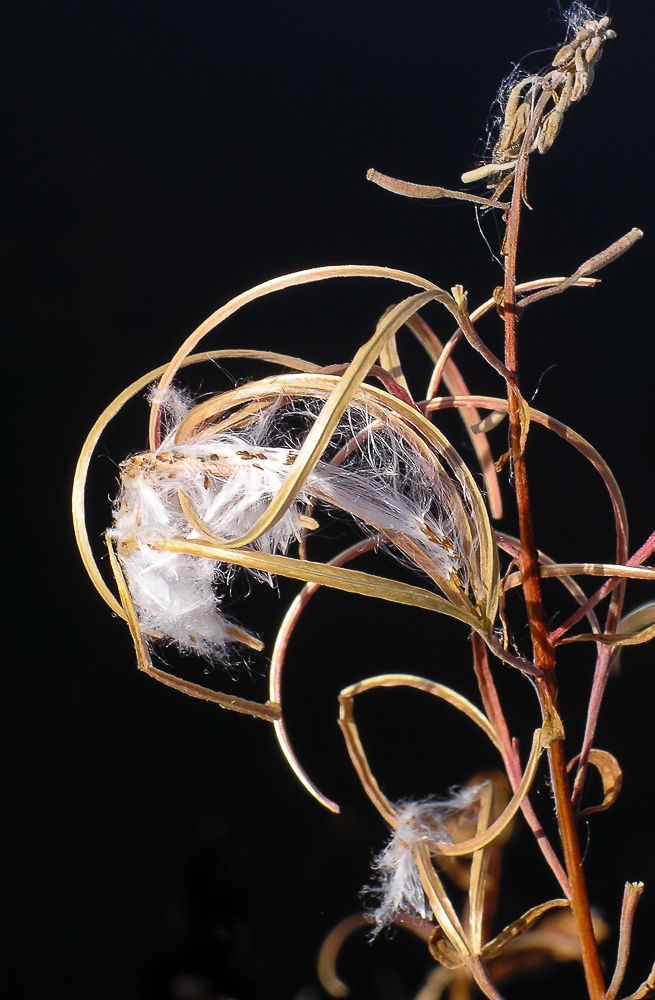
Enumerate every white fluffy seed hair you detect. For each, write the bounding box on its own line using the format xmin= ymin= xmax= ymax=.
xmin=559 ymin=1 xmax=605 ymax=37
xmin=363 ymin=788 xmax=482 ymax=935
xmin=111 ymin=386 xmax=476 ymax=665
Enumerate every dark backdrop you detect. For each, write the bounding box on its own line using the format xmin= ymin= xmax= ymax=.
xmin=5 ymin=2 xmax=654 ymax=999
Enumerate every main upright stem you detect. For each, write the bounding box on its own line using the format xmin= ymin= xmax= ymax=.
xmin=501 ymin=131 xmax=606 ymax=1000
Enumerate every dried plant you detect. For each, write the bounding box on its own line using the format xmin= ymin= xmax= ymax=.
xmin=73 ymin=5 xmax=654 ymax=999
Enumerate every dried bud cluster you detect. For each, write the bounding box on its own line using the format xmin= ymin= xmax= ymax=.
xmin=462 ymin=14 xmax=615 ymax=190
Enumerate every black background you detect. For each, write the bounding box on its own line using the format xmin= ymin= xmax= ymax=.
xmin=5 ymin=2 xmax=655 ymax=999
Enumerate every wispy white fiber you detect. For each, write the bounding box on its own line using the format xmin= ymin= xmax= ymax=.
xmin=111 ymin=387 xmax=476 ymax=665
xmin=364 ymin=788 xmax=481 ymax=935
xmin=559 ymin=2 xmax=604 ymax=39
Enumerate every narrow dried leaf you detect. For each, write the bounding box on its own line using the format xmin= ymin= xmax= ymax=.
xmin=505 ymin=563 xmax=655 ymax=584
xmin=378 ymin=331 xmax=411 ymax=395
xmin=340 ymin=674 xmax=502 ymax=754
xmin=619 ymin=601 xmax=655 ymax=633
xmin=557 ymin=622 xmax=655 ymax=647
xmin=613 ymin=603 xmax=655 ymax=670
xmin=471 ymin=411 xmax=506 ymax=434
xmin=156 ymin=536 xmax=481 ymax=627
xmin=268 ymin=540 xmax=379 ymax=815
xmin=106 ymin=533 xmax=153 ymax=674
xmin=413 ymin=842 xmax=471 ymax=961
xmin=468 ymin=781 xmax=494 ymax=952
xmin=338 ymin=688 xmax=396 ymax=826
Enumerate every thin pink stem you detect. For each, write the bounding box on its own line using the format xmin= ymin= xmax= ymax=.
xmin=269 ymin=537 xmax=380 ymax=812
xmin=563 ymin=532 xmax=654 ymax=810
xmin=427 ymin=330 xmax=464 ymax=398
xmin=471 ymin=634 xmax=571 ymax=896
xmin=550 ymin=530 xmax=655 ymax=643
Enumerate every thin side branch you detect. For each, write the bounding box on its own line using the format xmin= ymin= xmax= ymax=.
xmin=367 ymin=168 xmax=510 ymax=210
xmin=519 ymin=230 xmax=643 ymax=310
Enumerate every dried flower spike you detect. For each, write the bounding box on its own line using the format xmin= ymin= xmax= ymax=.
xmin=461 ymin=7 xmax=616 ymax=192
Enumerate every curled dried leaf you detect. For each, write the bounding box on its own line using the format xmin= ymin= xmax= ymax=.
xmin=481 ymin=899 xmax=570 ymax=961
xmin=567 ymin=748 xmax=622 ymax=817
xmin=317 ymin=913 xmax=368 ymax=998
xmin=429 ymin=928 xmax=466 ymax=970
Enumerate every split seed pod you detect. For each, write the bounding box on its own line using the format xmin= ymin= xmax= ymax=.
xmin=108 ymin=371 xmax=500 ymax=668
xmin=73 ymin=264 xmax=501 ymax=719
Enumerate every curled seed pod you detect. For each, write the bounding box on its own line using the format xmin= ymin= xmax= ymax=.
xmin=110 ymin=378 xmax=499 ymax=667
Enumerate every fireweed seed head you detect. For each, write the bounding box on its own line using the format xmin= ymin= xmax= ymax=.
xmin=111 ymin=388 xmax=314 ymax=661
xmin=110 ymin=380 xmax=498 ymax=667
xmin=363 ymin=788 xmax=483 ymax=934
xmin=194 ymin=373 xmax=499 ymax=624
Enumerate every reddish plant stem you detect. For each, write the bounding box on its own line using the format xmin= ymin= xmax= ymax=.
xmin=499 ymin=113 xmax=606 ymax=1000
xmin=471 ymin=634 xmax=571 ymax=896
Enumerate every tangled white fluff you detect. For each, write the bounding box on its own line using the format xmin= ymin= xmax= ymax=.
xmin=364 ymin=788 xmax=482 ymax=934
xmin=110 ymin=387 xmax=473 ymax=664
